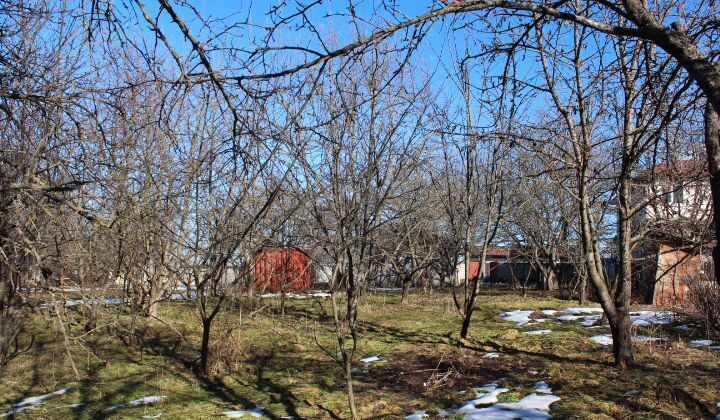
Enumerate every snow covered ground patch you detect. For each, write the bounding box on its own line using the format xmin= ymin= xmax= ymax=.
xmin=1 ymin=388 xmax=69 ymax=417
xmin=563 ymin=307 xmax=604 ymax=315
xmin=623 ymin=390 xmax=639 ymax=398
xmin=589 ymin=334 xmax=664 ymax=346
xmin=500 ymin=310 xmax=535 ymax=325
xmin=589 ymin=335 xmax=614 ymax=346
xmin=129 ymin=396 xmax=167 ymax=406
xmin=414 ymin=380 xmax=560 ymax=419
xmin=222 ymin=407 xmax=265 ymax=418
xmin=483 ymin=352 xmax=500 ymax=358
xmin=104 ymin=395 xmax=167 ymax=412
xmin=405 ymin=410 xmax=428 ymax=419
xmin=629 ymin=311 xmax=676 ymax=327
xmin=689 ymin=340 xmax=720 ymax=349
xmin=360 ymin=355 xmax=386 ymax=364
xmin=524 ymin=329 xmax=552 ymax=335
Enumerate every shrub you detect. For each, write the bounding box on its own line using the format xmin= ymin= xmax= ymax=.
xmin=684 ymin=274 xmax=720 ymax=340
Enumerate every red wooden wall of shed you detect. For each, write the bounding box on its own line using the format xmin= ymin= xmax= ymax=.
xmin=253 ymin=249 xmax=314 ymax=293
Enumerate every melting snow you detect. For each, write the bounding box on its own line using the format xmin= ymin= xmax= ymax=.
xmin=564 ymin=307 xmax=604 ymax=314
xmin=524 ymin=329 xmax=552 ymax=335
xmin=589 ymin=334 xmax=663 ymax=346
xmin=689 ymin=340 xmax=720 ymax=349
xmin=1 ymin=388 xmax=69 ymax=417
xmin=630 ymin=311 xmax=675 ymax=327
xmin=501 ymin=310 xmax=535 ymax=325
xmin=534 ymin=381 xmax=552 ymax=394
xmin=634 ymin=335 xmax=662 ymax=343
xmin=483 ymin=352 xmax=500 ymax=358
xmin=360 ymin=355 xmax=384 ymax=364
xmin=623 ymin=390 xmax=639 ymax=397
xmin=589 ymin=335 xmax=613 ymax=345
xmin=405 ymin=411 xmax=428 ymax=419
xmin=412 ymin=380 xmax=559 ymax=419
xmin=223 ymin=407 xmax=266 ymax=418
xmin=104 ymin=395 xmax=167 ymax=412
xmin=129 ymin=396 xmax=167 ymax=406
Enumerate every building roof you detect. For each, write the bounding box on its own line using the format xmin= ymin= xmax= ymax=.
xmin=471 ymin=246 xmax=513 ymax=259
xmin=649 ymin=160 xmax=708 ymax=178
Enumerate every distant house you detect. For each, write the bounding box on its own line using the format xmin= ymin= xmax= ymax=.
xmin=633 ymin=159 xmax=714 ymax=305
xmin=455 ymin=247 xmax=537 ymax=284
xmin=253 ymin=248 xmax=315 ymax=293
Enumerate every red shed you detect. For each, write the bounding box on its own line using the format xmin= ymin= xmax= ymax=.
xmin=253 ymin=248 xmax=314 ymax=293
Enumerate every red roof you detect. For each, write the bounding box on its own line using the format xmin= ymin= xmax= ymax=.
xmin=651 ymin=160 xmax=707 ymax=178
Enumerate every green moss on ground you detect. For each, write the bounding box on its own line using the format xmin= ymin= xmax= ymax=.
xmin=1 ymin=290 xmax=718 ymax=418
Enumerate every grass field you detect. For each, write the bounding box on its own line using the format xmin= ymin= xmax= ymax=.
xmin=1 ymin=289 xmax=719 ymax=419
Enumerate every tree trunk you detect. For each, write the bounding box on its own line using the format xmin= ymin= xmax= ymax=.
xmin=459 ymin=278 xmax=479 ymax=339
xmin=578 ymin=272 xmax=587 ymax=304
xmin=344 ymin=357 xmax=359 ymax=419
xmin=147 ymin=283 xmax=160 ymax=318
xmin=609 ymin=309 xmax=634 ymax=370
xmin=704 ymin=102 xmax=720 ymax=285
xmin=459 ymin=312 xmax=471 ymax=339
xmin=580 ymin=183 xmax=634 ymax=367
xmin=400 ymin=281 xmax=410 ymax=304
xmin=200 ymin=318 xmax=212 ymax=373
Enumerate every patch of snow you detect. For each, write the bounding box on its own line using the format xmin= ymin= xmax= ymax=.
xmin=423 ymin=379 xmax=559 ymax=419
xmin=483 ymin=352 xmax=500 ymax=358
xmin=590 ymin=334 xmax=663 ymax=346
xmin=676 ymin=324 xmax=694 ymax=332
xmin=690 ymin=339 xmax=715 ymax=348
xmin=634 ymin=335 xmax=662 ymax=343
xmin=524 ymin=329 xmax=552 ymax=335
xmin=405 ymin=411 xmax=428 ymax=420
xmin=563 ymin=307 xmax=604 ymax=314
xmin=223 ymin=407 xmax=265 ymax=418
xmin=629 ymin=311 xmax=675 ymax=327
xmin=590 ymin=334 xmax=613 ymax=345
xmin=129 ymin=396 xmax=167 ymax=406
xmin=469 ymin=383 xmax=510 ymax=405
xmin=556 ymin=310 xmax=602 ymax=328
xmin=500 ymin=310 xmax=535 ymax=325
xmin=104 ymin=404 xmax=126 ymax=412
xmin=497 ymin=393 xmax=562 ymax=412
xmin=541 ymin=310 xmax=558 ymax=315
xmin=623 ymin=390 xmax=639 ymax=397
xmin=1 ymin=388 xmax=69 ymax=417
xmin=534 ymin=381 xmax=552 ymax=394
xmin=104 ymin=395 xmax=167 ymax=413
xmin=360 ymin=355 xmax=384 ymax=364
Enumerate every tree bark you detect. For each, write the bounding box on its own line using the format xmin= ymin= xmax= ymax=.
xmin=200 ymin=318 xmax=212 ymax=373
xmin=705 ymin=103 xmax=720 ymax=285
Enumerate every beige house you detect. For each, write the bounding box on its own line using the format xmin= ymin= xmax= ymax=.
xmin=634 ymin=160 xmax=714 ymax=305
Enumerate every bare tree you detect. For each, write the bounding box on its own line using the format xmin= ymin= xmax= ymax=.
xmin=299 ymin=51 xmax=429 ymax=418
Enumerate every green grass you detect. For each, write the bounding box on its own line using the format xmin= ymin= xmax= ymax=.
xmin=1 ymin=289 xmax=719 ymax=418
